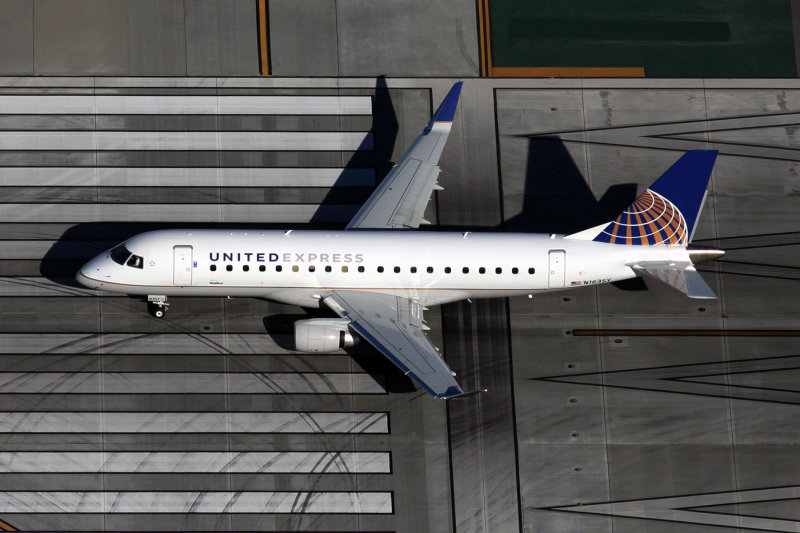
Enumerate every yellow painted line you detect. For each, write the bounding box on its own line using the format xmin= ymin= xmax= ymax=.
xmin=478 ymin=0 xmax=492 ymax=77
xmin=0 ymin=518 xmax=17 ymax=531
xmin=489 ymin=66 xmax=645 ymax=78
xmin=257 ymin=0 xmax=270 ymax=76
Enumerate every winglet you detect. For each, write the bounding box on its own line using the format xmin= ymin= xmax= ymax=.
xmin=648 ymin=150 xmax=718 ymax=241
xmin=429 ymin=82 xmax=463 ymax=125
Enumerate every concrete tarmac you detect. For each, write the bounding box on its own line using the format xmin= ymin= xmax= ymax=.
xmin=0 ymin=2 xmax=799 ymax=532
xmin=0 ymin=76 xmax=798 ymax=533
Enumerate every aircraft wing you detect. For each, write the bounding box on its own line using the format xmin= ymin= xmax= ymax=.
xmin=629 ymin=261 xmax=717 ymax=299
xmin=322 ymin=290 xmax=480 ymax=399
xmin=345 ymin=82 xmax=463 ymax=230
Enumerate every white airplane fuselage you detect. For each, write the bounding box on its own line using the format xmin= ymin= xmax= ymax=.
xmin=76 ymin=228 xmax=692 ymax=307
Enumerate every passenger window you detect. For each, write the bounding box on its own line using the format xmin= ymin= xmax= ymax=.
xmin=292 ymin=265 xmax=299 ymax=272
xmin=325 ymin=265 xmax=332 ymax=273
xmin=445 ymin=267 xmax=451 ymax=274
xmin=394 ymin=266 xmax=400 ymax=273
xmin=226 ymin=265 xmax=232 ymax=272
xmin=243 ymin=265 xmax=249 ymax=272
xmin=377 ymin=266 xmax=384 ymax=273
xmin=275 ymin=265 xmax=282 ymax=272
xmin=512 ymin=267 xmax=519 ymax=274
xmin=358 ymin=266 xmax=365 ymax=273
xmin=479 ymin=267 xmax=485 ymax=274
xmin=462 ymin=267 xmax=469 ymax=274
xmin=427 ymin=266 xmax=434 ymax=273
xmin=528 ymin=267 xmax=535 ymax=274
xmin=259 ymin=265 xmax=266 ymax=272
xmin=210 ymin=264 xmax=217 ymax=272
xmin=495 ymin=267 xmax=502 ymax=274
xmin=309 ymin=265 xmax=316 ymax=272
xmin=410 ymin=266 xmax=417 ymax=273
xmin=342 ymin=266 xmax=349 ymax=273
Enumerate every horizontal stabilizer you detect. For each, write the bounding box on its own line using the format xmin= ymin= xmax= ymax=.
xmin=630 ymin=261 xmax=717 ymax=299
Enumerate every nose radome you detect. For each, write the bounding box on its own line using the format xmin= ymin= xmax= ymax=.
xmin=75 ymin=268 xmax=90 ymax=287
xmin=75 ymin=256 xmax=105 ymax=289
xmin=76 ymin=267 xmax=97 ymax=288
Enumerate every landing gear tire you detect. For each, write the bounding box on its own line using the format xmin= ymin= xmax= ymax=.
xmin=148 ymin=302 xmax=168 ymax=318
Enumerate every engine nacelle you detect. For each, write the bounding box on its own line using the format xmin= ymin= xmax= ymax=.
xmin=294 ymin=318 xmax=358 ymax=352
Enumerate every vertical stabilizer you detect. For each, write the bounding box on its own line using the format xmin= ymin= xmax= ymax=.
xmin=567 ymin=150 xmax=718 ymax=245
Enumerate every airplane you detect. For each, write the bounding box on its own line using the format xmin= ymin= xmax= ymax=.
xmin=76 ymin=81 xmax=724 ymax=399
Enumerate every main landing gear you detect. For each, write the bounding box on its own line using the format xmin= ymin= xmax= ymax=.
xmin=147 ymin=295 xmax=169 ymax=318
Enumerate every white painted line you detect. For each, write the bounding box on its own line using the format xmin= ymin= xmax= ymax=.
xmin=0 ymin=333 xmax=340 ymax=354
xmin=0 ymin=277 xmax=97 ymax=297
xmin=554 ymin=485 xmax=800 ymax=532
xmin=0 ymin=95 xmax=372 ymax=115
xmin=0 ymin=451 xmax=390 ymax=473
xmin=0 ymin=131 xmax=372 ymax=151
xmin=0 ymin=412 xmax=388 ymax=433
xmin=0 ymin=167 xmax=375 ymax=187
xmin=0 ymin=204 xmax=357 ymax=223
xmin=0 ymin=372 xmax=385 ymax=394
xmin=0 ymin=242 xmax=112 ymax=260
xmin=0 ymin=491 xmax=392 ymax=513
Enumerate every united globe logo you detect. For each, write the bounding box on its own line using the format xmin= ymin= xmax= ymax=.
xmin=593 ymin=189 xmax=688 ymax=246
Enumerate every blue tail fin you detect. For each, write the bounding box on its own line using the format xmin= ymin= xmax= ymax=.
xmin=571 ymin=150 xmax=717 ymax=246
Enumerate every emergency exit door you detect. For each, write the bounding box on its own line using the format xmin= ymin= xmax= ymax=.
xmin=173 ymin=246 xmax=193 ymax=285
xmin=548 ymin=249 xmax=565 ymax=288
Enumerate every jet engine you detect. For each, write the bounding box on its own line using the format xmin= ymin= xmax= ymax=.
xmin=294 ymin=318 xmax=358 ymax=352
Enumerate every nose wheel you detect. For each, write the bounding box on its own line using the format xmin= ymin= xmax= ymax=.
xmin=147 ymin=295 xmax=169 ymax=318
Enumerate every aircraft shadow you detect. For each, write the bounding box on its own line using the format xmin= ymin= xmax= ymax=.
xmin=512 ymin=136 xmax=646 ymax=291
xmin=41 ymin=76 xmax=400 ymax=286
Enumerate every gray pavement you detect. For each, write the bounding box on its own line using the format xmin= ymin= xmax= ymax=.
xmin=0 ymin=2 xmax=797 ymax=531
xmin=0 ymin=76 xmax=797 ymax=533
xmin=0 ymin=80 xmax=451 ymax=533
xmin=0 ymin=0 xmax=258 ymax=76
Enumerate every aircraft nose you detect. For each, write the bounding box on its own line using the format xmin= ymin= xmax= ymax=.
xmin=75 ymin=268 xmax=94 ymax=288
xmin=75 ymin=256 xmax=106 ymax=289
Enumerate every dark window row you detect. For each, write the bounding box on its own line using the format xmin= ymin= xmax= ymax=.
xmin=209 ymin=264 xmax=535 ymax=274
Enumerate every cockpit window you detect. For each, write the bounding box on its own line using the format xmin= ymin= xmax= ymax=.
xmin=110 ymin=244 xmax=131 ymax=265
xmin=109 ymin=244 xmax=144 ymax=269
xmin=126 ymin=254 xmax=143 ymax=269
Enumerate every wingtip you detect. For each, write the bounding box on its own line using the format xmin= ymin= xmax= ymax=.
xmin=431 ymin=82 xmax=463 ymax=124
xmin=439 ymin=388 xmax=487 ymax=400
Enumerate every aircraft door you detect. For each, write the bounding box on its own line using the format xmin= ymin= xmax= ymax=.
xmin=548 ymin=249 xmax=565 ymax=288
xmin=173 ymin=246 xmax=193 ymax=286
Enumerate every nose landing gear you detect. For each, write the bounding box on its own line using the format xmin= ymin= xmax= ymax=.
xmin=147 ymin=295 xmax=169 ymax=318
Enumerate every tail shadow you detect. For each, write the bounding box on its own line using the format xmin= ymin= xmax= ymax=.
xmin=508 ymin=136 xmax=645 ymax=291
xmin=506 ymin=136 xmax=638 ymax=233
